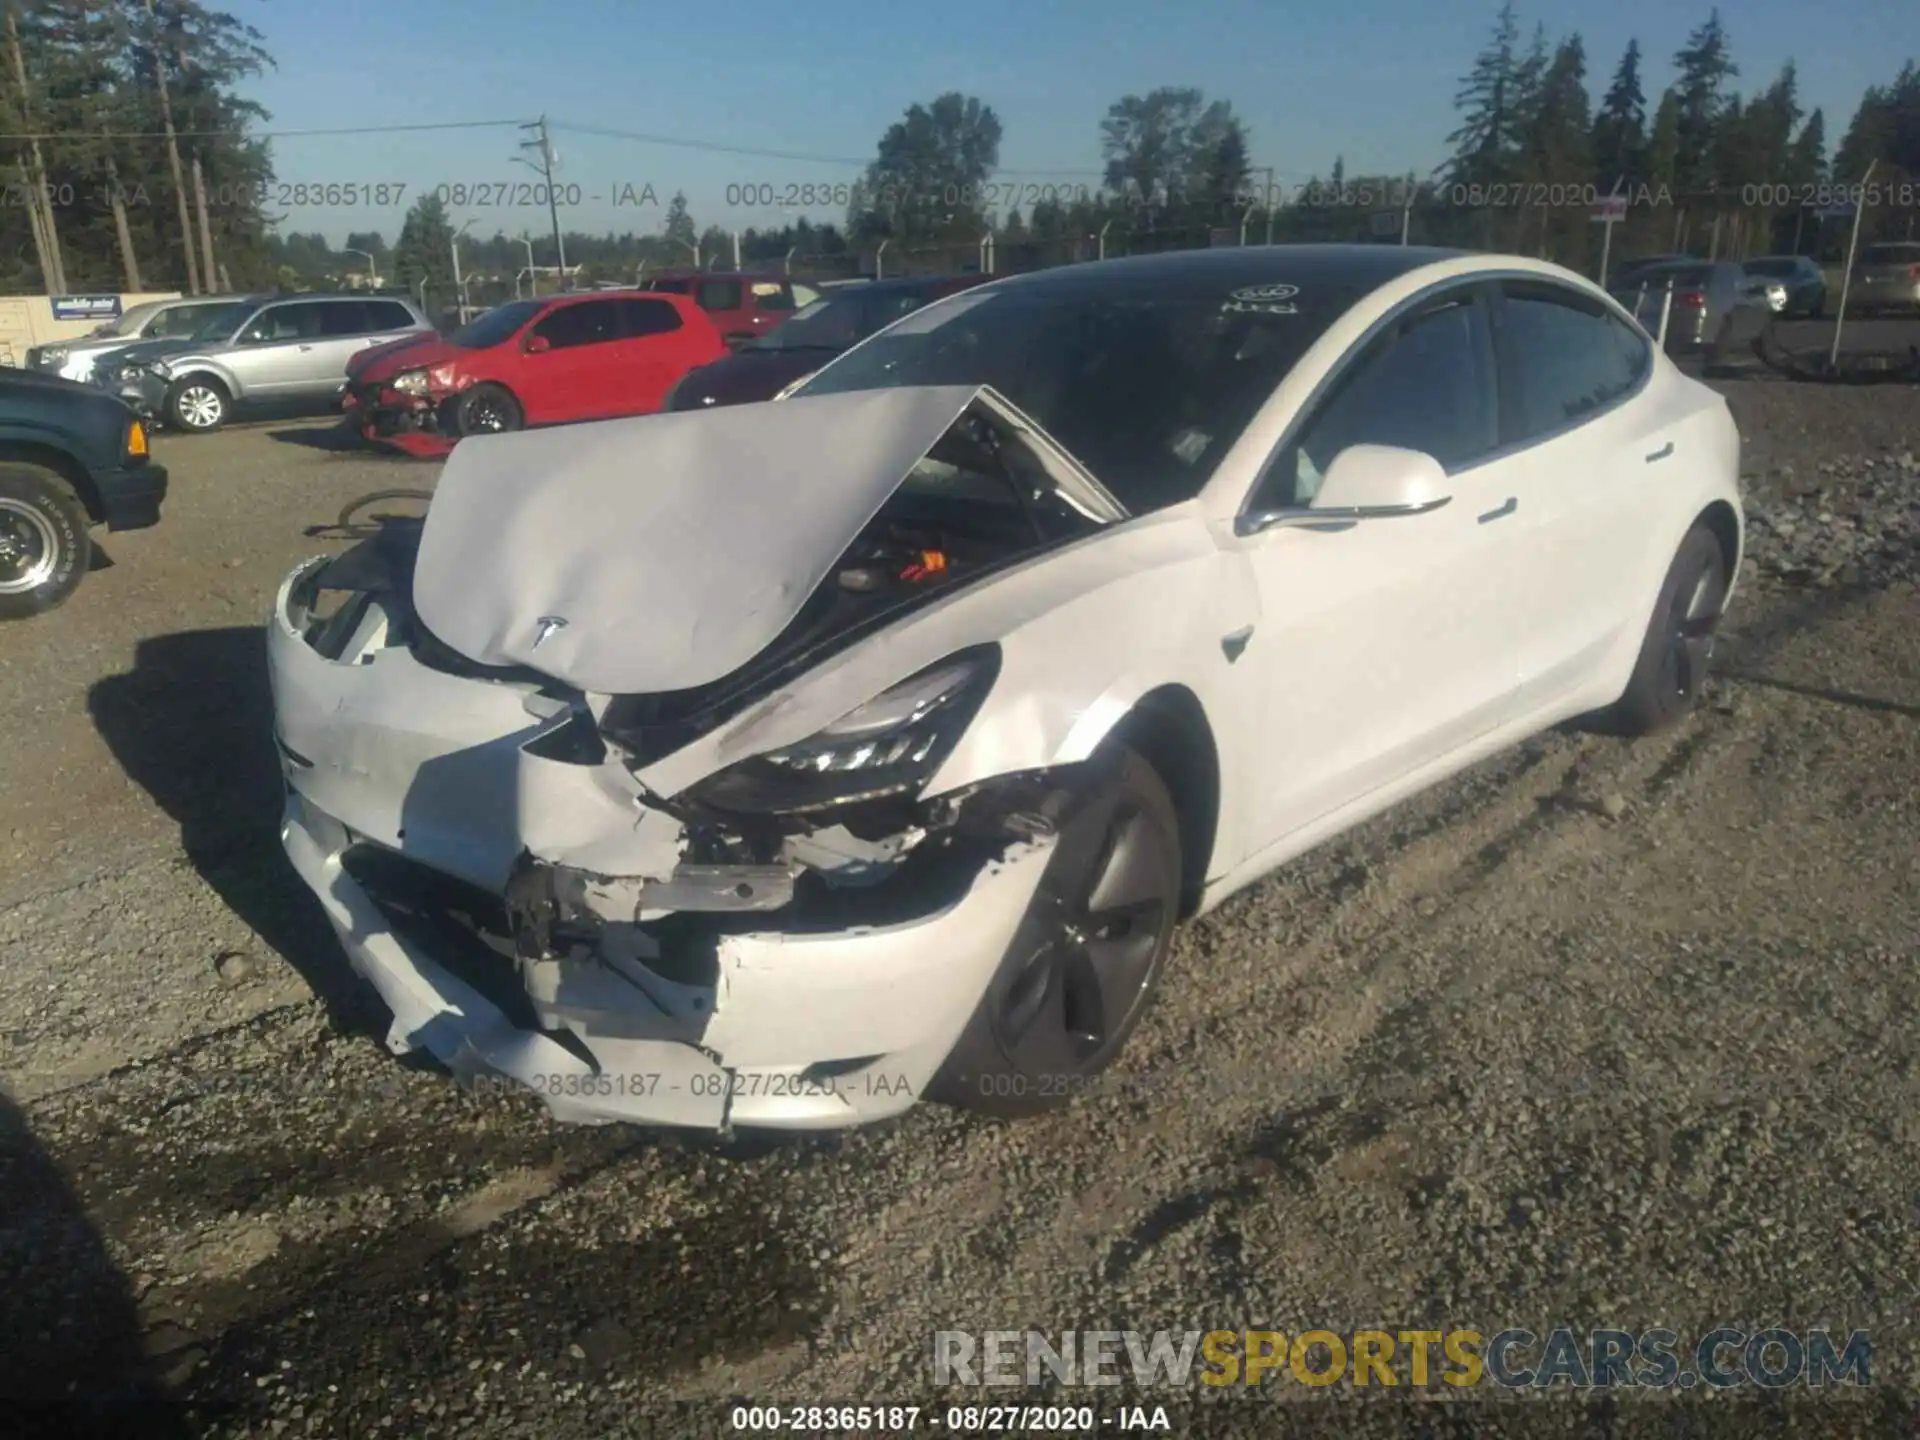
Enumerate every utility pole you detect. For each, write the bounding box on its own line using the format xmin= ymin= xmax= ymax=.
xmin=7 ymin=4 xmax=68 ymax=293
xmin=519 ymin=116 xmax=567 ymax=286
xmin=143 ymin=0 xmax=200 ymax=294
xmin=191 ymin=153 xmax=219 ymax=291
xmin=103 ymin=137 xmax=143 ymax=291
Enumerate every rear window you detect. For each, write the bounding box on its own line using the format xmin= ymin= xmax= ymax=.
xmin=365 ymin=300 xmax=417 ymax=331
xmin=643 ymin=278 xmax=692 ymax=294
xmin=619 ymin=298 xmax=683 ymax=337
xmin=1860 ymin=244 xmax=1920 ymax=265
xmin=696 ymin=279 xmax=743 ymax=312
xmin=1743 ymin=259 xmax=1799 ymax=278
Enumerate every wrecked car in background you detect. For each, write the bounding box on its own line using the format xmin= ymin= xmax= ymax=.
xmin=344 ymin=290 xmax=726 ymax=457
xmin=268 ymin=246 xmax=1743 ymax=1131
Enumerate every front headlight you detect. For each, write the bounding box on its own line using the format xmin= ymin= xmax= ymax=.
xmin=41 ymin=346 xmax=67 ymax=365
xmin=1766 ymin=283 xmax=1788 ymax=311
xmin=682 ymin=647 xmax=1000 ymax=816
xmin=391 ymin=369 xmax=430 ymax=396
xmin=63 ymin=352 xmax=96 ymax=381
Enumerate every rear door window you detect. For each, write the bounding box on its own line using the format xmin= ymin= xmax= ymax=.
xmin=619 ymin=298 xmax=684 ymax=338
xmin=532 ymin=300 xmax=621 ymax=349
xmin=696 ymin=279 xmax=742 ymax=312
xmin=318 ymin=301 xmax=372 ymax=336
xmin=1495 ymin=282 xmax=1649 ymax=443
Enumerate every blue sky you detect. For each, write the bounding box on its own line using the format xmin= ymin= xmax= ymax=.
xmin=242 ymin=0 xmax=1907 ymax=247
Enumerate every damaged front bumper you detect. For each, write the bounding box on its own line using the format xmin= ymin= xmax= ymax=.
xmin=266 ymin=560 xmax=1054 ymax=1130
xmin=344 ymin=384 xmax=457 ymax=457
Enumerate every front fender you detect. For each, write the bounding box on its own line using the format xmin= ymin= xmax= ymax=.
xmin=631 ymin=506 xmax=1266 ymax=880
xmin=163 ymin=356 xmax=240 ymax=397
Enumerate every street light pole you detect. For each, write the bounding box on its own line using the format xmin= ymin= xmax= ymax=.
xmin=344 ymin=247 xmax=377 ymax=286
xmin=451 ymin=218 xmax=476 ymax=321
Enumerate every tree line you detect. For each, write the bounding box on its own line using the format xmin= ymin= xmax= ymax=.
xmin=2 ymin=0 xmax=1915 ymax=299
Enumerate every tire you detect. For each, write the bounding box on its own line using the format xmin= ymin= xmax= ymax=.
xmin=167 ymin=374 xmax=230 ymax=432
xmin=932 ymin=744 xmax=1183 ymax=1119
xmin=0 ymin=463 xmax=92 ymax=619
xmin=1598 ymin=523 xmax=1730 ymax=736
xmin=454 ymin=383 xmax=523 ymax=437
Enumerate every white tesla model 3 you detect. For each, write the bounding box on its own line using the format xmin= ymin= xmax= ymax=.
xmin=267 ymin=246 xmax=1742 ymax=1131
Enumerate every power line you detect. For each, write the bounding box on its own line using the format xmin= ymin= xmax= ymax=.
xmin=549 ymin=119 xmax=1118 ymax=177
xmin=0 ymin=118 xmax=530 ymax=140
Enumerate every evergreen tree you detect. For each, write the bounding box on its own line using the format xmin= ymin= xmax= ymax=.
xmin=1592 ymin=39 xmax=1648 ymax=187
xmin=1443 ymin=2 xmax=1524 ymax=188
xmin=1670 ymin=9 xmax=1740 ymax=190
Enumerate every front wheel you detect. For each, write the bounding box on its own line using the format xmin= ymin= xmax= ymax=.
xmin=454 ymin=383 xmax=523 ymax=436
xmin=932 ymin=745 xmax=1183 ymax=1119
xmin=1596 ymin=523 xmax=1730 ymax=736
xmin=0 ymin=463 xmax=92 ymax=619
xmin=167 ymin=375 xmax=229 ymax=432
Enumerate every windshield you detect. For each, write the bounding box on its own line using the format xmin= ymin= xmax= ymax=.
xmin=790 ymin=279 xmax=1351 ymax=513
xmin=448 ymin=299 xmax=543 ymax=348
xmin=1743 ymin=259 xmax=1799 ymax=278
xmin=92 ymin=309 xmax=147 ymax=339
xmin=186 ymin=302 xmax=254 ymax=343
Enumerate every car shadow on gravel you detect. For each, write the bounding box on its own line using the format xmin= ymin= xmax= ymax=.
xmin=265 ymin=421 xmax=375 ymax=455
xmin=0 ymin=1092 xmax=188 ymax=1435
xmin=85 ymin=627 xmax=376 ymax=1036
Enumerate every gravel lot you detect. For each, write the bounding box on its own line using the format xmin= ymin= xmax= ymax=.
xmin=2 ymin=367 xmax=1917 ymax=1437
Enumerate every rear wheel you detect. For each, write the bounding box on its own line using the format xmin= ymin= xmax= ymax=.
xmin=0 ymin=463 xmax=91 ymax=619
xmin=933 ymin=745 xmax=1182 ymax=1118
xmin=1598 ymin=523 xmax=1730 ymax=736
xmin=455 ymin=383 xmax=523 ymax=437
xmin=167 ymin=375 xmax=229 ymax=432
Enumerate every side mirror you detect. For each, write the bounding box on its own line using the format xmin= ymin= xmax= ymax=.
xmin=1237 ymin=444 xmax=1453 ymax=537
xmin=525 ymin=333 xmax=551 ymax=354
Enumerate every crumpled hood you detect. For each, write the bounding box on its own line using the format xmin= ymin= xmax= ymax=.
xmin=98 ymin=335 xmax=197 ymax=370
xmin=411 ymin=385 xmax=983 ymax=695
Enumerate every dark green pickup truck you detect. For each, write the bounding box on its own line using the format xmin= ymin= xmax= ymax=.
xmin=0 ymin=367 xmax=167 ymax=619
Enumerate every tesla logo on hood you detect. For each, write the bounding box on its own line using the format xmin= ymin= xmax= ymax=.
xmin=531 ymin=615 xmax=569 ymax=648
xmin=1224 ymin=282 xmax=1300 ymax=315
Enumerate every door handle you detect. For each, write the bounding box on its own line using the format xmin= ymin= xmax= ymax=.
xmin=1477 ymin=496 xmax=1517 ymax=524
xmin=1645 ymin=441 xmax=1675 ymax=463
xmin=298 ymin=344 xmax=314 ymax=352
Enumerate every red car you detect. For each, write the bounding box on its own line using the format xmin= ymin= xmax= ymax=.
xmin=344 ymin=290 xmax=726 ymax=457
xmin=638 ymin=272 xmax=823 ymax=347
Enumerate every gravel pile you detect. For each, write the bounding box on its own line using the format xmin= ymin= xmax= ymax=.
xmin=1741 ymin=449 xmax=1920 ymax=588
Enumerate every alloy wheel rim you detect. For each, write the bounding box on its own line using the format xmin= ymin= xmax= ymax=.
xmin=179 ymin=386 xmax=222 ymax=428
xmin=1661 ymin=560 xmax=1723 ymax=699
xmin=0 ymin=497 xmax=59 ymax=593
xmin=992 ymin=790 xmax=1175 ymax=1074
xmin=468 ymin=398 xmax=506 ymax=432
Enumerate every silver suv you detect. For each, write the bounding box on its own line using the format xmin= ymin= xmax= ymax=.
xmin=122 ymin=293 xmax=434 ymax=432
